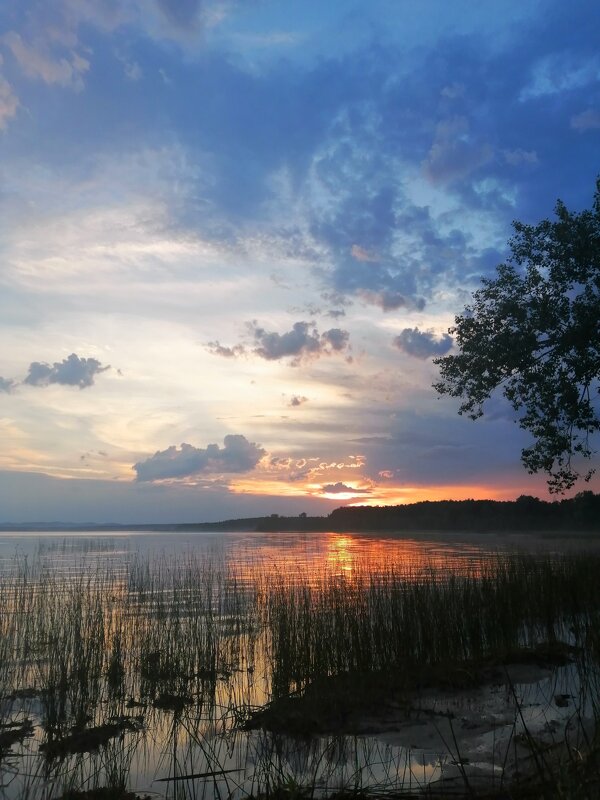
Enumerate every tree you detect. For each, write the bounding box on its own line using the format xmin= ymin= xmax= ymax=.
xmin=434 ymin=180 xmax=600 ymax=492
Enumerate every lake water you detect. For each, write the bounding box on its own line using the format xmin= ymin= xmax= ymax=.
xmin=0 ymin=528 xmax=598 ymax=799
xmin=0 ymin=527 xmax=595 ymax=580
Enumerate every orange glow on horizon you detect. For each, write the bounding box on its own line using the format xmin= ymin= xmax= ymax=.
xmin=345 ymin=484 xmax=508 ymax=506
xmin=228 ymin=477 xmax=312 ymax=497
xmin=228 ymin=476 xmax=518 ymax=505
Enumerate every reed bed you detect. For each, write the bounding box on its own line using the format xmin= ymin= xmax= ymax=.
xmin=0 ymin=547 xmax=599 ymax=797
xmin=261 ymin=553 xmax=600 ymax=695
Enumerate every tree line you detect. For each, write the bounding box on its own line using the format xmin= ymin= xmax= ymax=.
xmin=252 ymin=491 xmax=600 ymax=533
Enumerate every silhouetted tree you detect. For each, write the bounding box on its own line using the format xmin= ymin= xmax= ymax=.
xmin=435 ymin=180 xmax=600 ymax=492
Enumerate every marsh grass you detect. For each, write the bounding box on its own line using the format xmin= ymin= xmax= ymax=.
xmin=262 ymin=553 xmax=600 ymax=697
xmin=0 ymin=547 xmax=599 ymax=797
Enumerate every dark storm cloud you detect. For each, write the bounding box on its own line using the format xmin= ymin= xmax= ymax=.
xmin=393 ymin=328 xmax=453 ymax=360
xmin=134 ymin=434 xmax=265 ymax=482
xmin=23 ymin=354 xmax=110 ymax=389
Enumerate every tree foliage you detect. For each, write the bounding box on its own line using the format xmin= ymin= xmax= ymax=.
xmin=434 ymin=180 xmax=600 ymax=492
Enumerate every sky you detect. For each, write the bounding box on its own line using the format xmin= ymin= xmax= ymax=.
xmin=0 ymin=0 xmax=599 ymax=523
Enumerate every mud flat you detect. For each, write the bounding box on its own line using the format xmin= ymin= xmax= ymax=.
xmin=246 ymin=644 xmax=598 ymax=796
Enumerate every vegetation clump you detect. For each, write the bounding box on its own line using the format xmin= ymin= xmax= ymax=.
xmin=40 ymin=717 xmax=144 ymax=759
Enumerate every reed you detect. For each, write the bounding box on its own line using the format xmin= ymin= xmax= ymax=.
xmin=262 ymin=553 xmax=600 ymax=696
xmin=0 ymin=547 xmax=599 ymax=797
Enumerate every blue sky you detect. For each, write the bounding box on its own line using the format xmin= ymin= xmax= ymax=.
xmin=0 ymin=0 xmax=598 ymax=522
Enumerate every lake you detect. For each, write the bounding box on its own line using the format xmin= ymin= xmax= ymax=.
xmin=0 ymin=528 xmax=598 ymax=799
xmin=0 ymin=526 xmax=595 ymax=579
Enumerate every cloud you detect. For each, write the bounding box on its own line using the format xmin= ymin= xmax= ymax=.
xmin=305 ymin=100 xmax=500 ymax=310
xmin=503 ymin=148 xmax=538 ymax=165
xmin=423 ymin=115 xmax=493 ymax=184
xmin=393 ymin=328 xmax=453 ymax=359
xmin=441 ymin=82 xmax=465 ymax=99
xmin=231 ymin=30 xmax=299 ymax=48
xmin=0 ymin=377 xmax=15 ymax=393
xmin=351 ymin=244 xmax=379 ymax=262
xmin=0 ymin=71 xmax=18 ymax=129
xmin=23 ymin=353 xmax=110 ymax=389
xmin=156 ymin=0 xmax=205 ymax=30
xmin=520 ymin=54 xmax=600 ymax=101
xmin=571 ymin=109 xmax=600 ymax=131
xmin=358 ymin=289 xmax=424 ymax=312
xmin=3 ymin=31 xmax=90 ymax=90
xmin=209 ymin=322 xmax=350 ymax=366
xmin=251 ymin=321 xmax=350 ymax=365
xmin=252 ymin=321 xmax=316 ymax=362
xmin=289 ymin=395 xmax=308 ymax=407
xmin=320 ymin=328 xmax=349 ymax=352
xmin=115 ymin=51 xmax=142 ymax=81
xmin=134 ymin=434 xmax=265 ymax=481
xmin=321 ymin=482 xmax=371 ymax=495
xmin=206 ymin=341 xmax=246 ymax=358
xmin=124 ymin=60 xmax=142 ymax=81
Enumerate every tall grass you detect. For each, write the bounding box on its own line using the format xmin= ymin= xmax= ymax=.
xmin=262 ymin=553 xmax=600 ymax=694
xmin=0 ymin=547 xmax=600 ymax=797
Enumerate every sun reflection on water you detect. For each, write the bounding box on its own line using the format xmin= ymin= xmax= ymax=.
xmin=221 ymin=530 xmax=497 ymax=589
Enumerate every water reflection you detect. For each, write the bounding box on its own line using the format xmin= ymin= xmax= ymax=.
xmin=0 ymin=528 xmax=589 ymax=584
xmin=0 ymin=529 xmax=597 ymax=798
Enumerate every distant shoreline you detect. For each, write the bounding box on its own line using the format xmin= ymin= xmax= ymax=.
xmin=2 ymin=492 xmax=600 ymax=534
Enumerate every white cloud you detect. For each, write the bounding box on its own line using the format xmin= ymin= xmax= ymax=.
xmin=571 ymin=109 xmax=600 ymax=131
xmin=503 ymin=148 xmax=538 ymax=166
xmin=118 ymin=54 xmax=142 ymax=81
xmin=520 ymin=54 xmax=600 ymax=101
xmin=0 ymin=67 xmax=18 ymax=129
xmin=3 ymin=31 xmax=90 ymax=90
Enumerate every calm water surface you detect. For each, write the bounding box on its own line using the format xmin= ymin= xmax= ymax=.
xmin=0 ymin=528 xmax=597 ymax=799
xmin=0 ymin=527 xmax=595 ymax=580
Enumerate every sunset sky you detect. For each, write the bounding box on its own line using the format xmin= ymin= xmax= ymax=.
xmin=0 ymin=0 xmax=599 ymax=522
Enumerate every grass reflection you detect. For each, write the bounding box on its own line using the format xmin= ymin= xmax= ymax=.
xmin=0 ymin=541 xmax=598 ymax=797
